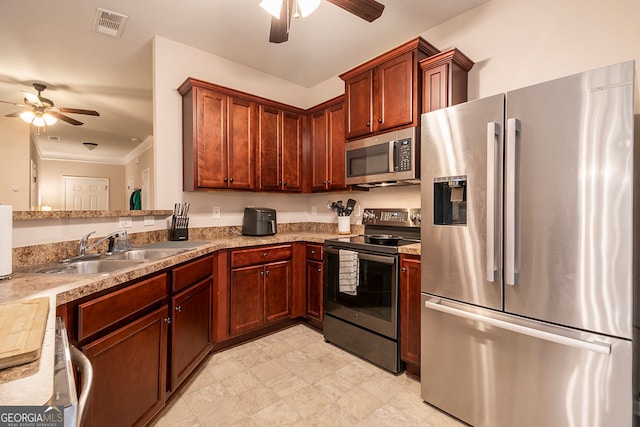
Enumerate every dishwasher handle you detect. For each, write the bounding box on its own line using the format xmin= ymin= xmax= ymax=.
xmin=425 ymin=298 xmax=611 ymax=355
xmin=70 ymin=345 xmax=93 ymax=427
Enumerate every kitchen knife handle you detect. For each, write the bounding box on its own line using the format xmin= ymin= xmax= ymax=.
xmin=505 ymin=118 xmax=521 ymax=286
xmin=486 ymin=122 xmax=499 ymax=282
xmin=425 ymin=299 xmax=611 ymax=355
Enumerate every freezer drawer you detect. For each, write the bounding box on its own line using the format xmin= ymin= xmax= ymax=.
xmin=421 ymin=295 xmax=632 ymax=427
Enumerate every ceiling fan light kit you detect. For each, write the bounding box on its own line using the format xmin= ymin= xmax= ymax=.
xmin=1 ymin=83 xmax=100 ymax=130
xmin=263 ymin=0 xmax=385 ymax=43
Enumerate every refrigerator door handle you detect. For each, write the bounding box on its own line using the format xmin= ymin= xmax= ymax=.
xmin=505 ymin=118 xmax=520 ymax=286
xmin=486 ymin=122 xmax=499 ymax=282
xmin=424 ymin=298 xmax=611 ymax=355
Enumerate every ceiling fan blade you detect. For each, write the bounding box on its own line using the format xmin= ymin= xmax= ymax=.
xmin=326 ymin=0 xmax=385 ymax=22
xmin=269 ymin=0 xmax=293 ymax=43
xmin=50 ymin=111 xmax=83 ymax=126
xmin=21 ymin=90 xmax=43 ymax=107
xmin=0 ymin=99 xmax=26 ymax=107
xmin=5 ymin=111 xmax=22 ymax=118
xmin=58 ymin=107 xmax=100 ymax=116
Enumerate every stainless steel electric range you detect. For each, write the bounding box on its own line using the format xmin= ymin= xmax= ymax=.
xmin=323 ymin=208 xmax=421 ymax=373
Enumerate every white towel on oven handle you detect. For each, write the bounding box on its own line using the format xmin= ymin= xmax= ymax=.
xmin=338 ymin=249 xmax=359 ymax=296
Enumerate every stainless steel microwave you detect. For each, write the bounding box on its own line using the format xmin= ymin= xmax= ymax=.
xmin=345 ymin=127 xmax=419 ymax=187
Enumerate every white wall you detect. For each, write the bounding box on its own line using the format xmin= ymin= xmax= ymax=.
xmin=13 ymin=0 xmax=640 ymax=246
xmin=0 ymin=119 xmax=30 ymax=210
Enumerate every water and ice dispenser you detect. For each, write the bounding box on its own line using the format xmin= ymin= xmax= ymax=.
xmin=433 ymin=176 xmax=467 ymax=225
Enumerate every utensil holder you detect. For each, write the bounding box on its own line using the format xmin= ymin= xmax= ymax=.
xmin=337 ymin=216 xmax=351 ymax=235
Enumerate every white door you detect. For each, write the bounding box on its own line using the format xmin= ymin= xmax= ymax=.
xmin=141 ymin=168 xmax=150 ymax=210
xmin=63 ymin=176 xmax=109 ymax=210
xmin=30 ymin=159 xmax=38 ymax=210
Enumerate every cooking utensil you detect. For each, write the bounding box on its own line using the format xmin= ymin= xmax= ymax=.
xmin=366 ymin=234 xmax=404 ymax=245
xmin=337 ymin=200 xmax=344 ymax=216
xmin=345 ymin=199 xmax=356 ymax=216
xmin=330 ymin=202 xmax=339 ymax=213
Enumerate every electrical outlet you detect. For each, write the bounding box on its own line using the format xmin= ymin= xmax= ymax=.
xmin=354 ymin=205 xmax=361 ymax=217
xmin=311 ymin=205 xmax=317 ymax=215
xmin=143 ymin=216 xmax=155 ymax=226
xmin=118 ymin=216 xmax=133 ymax=228
xmin=212 ymin=206 xmax=221 ymax=219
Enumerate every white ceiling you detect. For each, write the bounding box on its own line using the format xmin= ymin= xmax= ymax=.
xmin=0 ymin=0 xmax=486 ymax=163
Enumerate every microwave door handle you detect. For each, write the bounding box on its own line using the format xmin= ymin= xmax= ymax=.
xmin=388 ymin=140 xmax=395 ymax=172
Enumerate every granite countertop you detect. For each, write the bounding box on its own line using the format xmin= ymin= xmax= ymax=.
xmin=0 ymin=231 xmax=422 ymax=405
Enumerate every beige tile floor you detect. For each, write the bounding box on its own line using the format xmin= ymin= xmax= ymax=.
xmin=152 ymin=324 xmax=466 ymax=427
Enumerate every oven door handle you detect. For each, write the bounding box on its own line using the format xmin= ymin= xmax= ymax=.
xmin=325 ymin=247 xmax=396 ymax=265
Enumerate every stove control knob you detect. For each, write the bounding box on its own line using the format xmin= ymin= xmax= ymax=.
xmin=362 ymin=210 xmax=374 ymax=222
xmin=410 ymin=213 xmax=422 ymax=224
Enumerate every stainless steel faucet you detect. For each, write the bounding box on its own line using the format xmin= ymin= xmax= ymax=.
xmin=78 ymin=230 xmax=130 ymax=256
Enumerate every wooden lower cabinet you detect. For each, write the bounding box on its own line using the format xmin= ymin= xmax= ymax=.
xmin=82 ymin=306 xmax=168 ymax=427
xmin=400 ymin=254 xmax=421 ymax=377
xmin=229 ymin=254 xmax=292 ymax=335
xmin=170 ymin=276 xmax=213 ymax=390
xmin=305 ymin=243 xmax=324 ymax=322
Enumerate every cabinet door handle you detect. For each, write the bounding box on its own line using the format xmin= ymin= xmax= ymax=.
xmin=378 ymin=118 xmax=382 ymax=123
xmin=266 ymin=270 xmax=270 ymax=276
xmin=323 ymin=180 xmax=327 ymax=185
xmin=311 ymin=250 xmax=316 ymax=254
xmin=263 ymin=252 xmax=268 ymax=257
xmin=164 ymin=318 xmax=172 ymax=324
xmin=283 ymin=181 xmax=287 ymax=186
xmin=175 ymin=306 xmax=182 ymax=313
xmin=279 ymin=181 xmax=282 ymax=185
xmin=327 ymin=180 xmax=331 ymax=185
xmin=229 ymin=177 xmax=234 ymax=183
xmin=317 ymin=268 xmax=322 ymax=273
xmin=223 ymin=177 xmax=228 ymax=183
xmin=260 ymin=271 xmax=264 ymax=276
xmin=402 ymin=267 xmax=407 ymax=273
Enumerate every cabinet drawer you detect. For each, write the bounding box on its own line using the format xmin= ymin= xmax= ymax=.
xmin=172 ymin=254 xmax=213 ymax=293
xmin=231 ymin=244 xmax=292 ymax=268
xmin=306 ymin=244 xmax=323 ymax=261
xmin=77 ymin=273 xmax=168 ymax=341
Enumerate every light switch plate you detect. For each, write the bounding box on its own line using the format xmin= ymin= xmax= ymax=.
xmin=311 ymin=205 xmax=317 ymax=215
xmin=212 ymin=207 xmax=221 ymax=219
xmin=143 ymin=216 xmax=154 ymax=226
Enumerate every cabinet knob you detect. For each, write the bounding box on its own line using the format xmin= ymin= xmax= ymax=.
xmin=260 ymin=271 xmax=264 ymax=276
xmin=164 ymin=318 xmax=172 ymax=324
xmin=317 ymin=268 xmax=322 ymax=272
xmin=327 ymin=180 xmax=331 ymax=185
xmin=378 ymin=118 xmax=382 ymax=123
xmin=366 ymin=121 xmax=370 ymax=127
xmin=283 ymin=181 xmax=287 ymax=186
xmin=175 ymin=306 xmax=182 ymax=313
xmin=311 ymin=250 xmax=316 ymax=254
xmin=229 ymin=177 xmax=234 ymax=183
xmin=266 ymin=270 xmax=270 ymax=276
xmin=263 ymin=252 xmax=268 ymax=257
xmin=323 ymin=180 xmax=327 ymax=185
xmin=279 ymin=181 xmax=282 ymax=185
xmin=402 ymin=267 xmax=407 ymax=273
xmin=223 ymin=177 xmax=228 ymax=183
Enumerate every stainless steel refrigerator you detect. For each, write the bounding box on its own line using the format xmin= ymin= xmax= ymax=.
xmin=420 ymin=61 xmax=636 ymax=427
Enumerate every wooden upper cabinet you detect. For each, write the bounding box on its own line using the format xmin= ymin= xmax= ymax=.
xmin=281 ymin=112 xmax=303 ymax=192
xmin=310 ymin=109 xmax=328 ymax=191
xmin=257 ymin=107 xmax=302 ymax=192
xmin=257 ymin=105 xmax=281 ymax=191
xmin=420 ymin=48 xmax=474 ymax=113
xmin=179 ymin=79 xmax=256 ymax=191
xmin=344 ymin=71 xmax=373 ymax=139
xmin=308 ymin=97 xmax=347 ymax=192
xmin=227 ymin=97 xmax=256 ymax=190
xmin=340 ymin=37 xmax=439 ymax=140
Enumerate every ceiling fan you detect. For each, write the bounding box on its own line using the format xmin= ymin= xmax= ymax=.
xmin=262 ymin=0 xmax=385 ymax=43
xmin=0 ymin=83 xmax=100 ymax=128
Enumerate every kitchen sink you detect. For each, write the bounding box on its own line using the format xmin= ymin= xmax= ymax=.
xmin=105 ymin=248 xmax=187 ymax=260
xmin=34 ymin=259 xmax=145 ymax=275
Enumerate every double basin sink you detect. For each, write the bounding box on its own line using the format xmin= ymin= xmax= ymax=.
xmin=32 ymin=242 xmax=209 ymax=275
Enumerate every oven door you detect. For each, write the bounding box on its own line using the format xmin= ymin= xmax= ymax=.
xmin=324 ymin=247 xmax=398 ymax=339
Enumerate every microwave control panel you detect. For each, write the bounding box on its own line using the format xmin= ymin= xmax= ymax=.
xmin=395 ymin=138 xmax=412 ymax=171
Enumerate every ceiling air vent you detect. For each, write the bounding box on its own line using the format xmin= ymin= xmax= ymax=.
xmin=48 ymin=136 xmax=60 ymax=142
xmin=92 ymin=8 xmax=128 ymax=38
